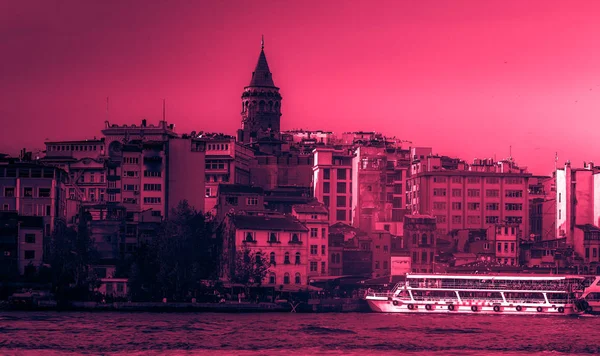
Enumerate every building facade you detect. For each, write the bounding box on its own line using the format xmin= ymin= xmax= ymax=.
xmin=312 ymin=147 xmax=353 ymax=226
xmin=292 ymin=203 xmax=329 ymax=278
xmin=403 ymin=214 xmax=437 ymax=273
xmin=407 ymin=156 xmax=531 ymax=237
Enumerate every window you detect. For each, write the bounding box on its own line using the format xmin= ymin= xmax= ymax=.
xmin=270 ymin=252 xmax=276 ymax=265
xmin=124 ymin=184 xmax=138 ymax=191
xmin=123 ymin=157 xmax=139 ymax=165
xmin=336 ymin=182 xmax=346 ymax=193
xmin=226 ymin=197 xmax=238 ymax=205
xmin=467 ymin=216 xmax=481 ymax=224
xmin=510 ymin=243 xmax=515 ymax=252
xmin=295 ymin=252 xmax=301 ymax=265
xmin=452 ymin=202 xmax=462 ymax=210
xmin=433 ymin=202 xmax=446 ymax=210
xmin=383 ymin=261 xmax=388 ymax=269
xmin=505 ymin=203 xmax=523 ymax=211
xmin=486 ymin=189 xmax=500 ymax=197
xmin=433 ymin=188 xmax=446 ymax=196
xmin=506 ymin=216 xmax=522 ymax=224
xmin=269 ymin=273 xmax=276 ymax=284
xmin=485 ymin=216 xmax=499 ymax=224
xmin=336 ymin=196 xmax=346 ymax=207
xmin=310 ymin=262 xmax=318 ymax=272
xmin=337 ymin=169 xmax=347 ymax=180
xmin=2 ymin=204 xmax=8 ymax=210
xmin=321 ymin=262 xmax=326 ymax=273
xmin=421 ymin=234 xmax=428 ymax=245
xmin=497 ymin=243 xmax=502 ymax=252
xmin=25 ymin=234 xmax=36 ymax=243
xmin=435 ymin=215 xmax=446 ymax=223
xmin=484 ymin=242 xmax=490 ymax=250
xmin=4 ymin=187 xmax=15 ymax=197
xmin=290 ymin=233 xmax=300 ymax=243
xmin=205 ymin=188 xmax=212 ymax=197
xmin=433 ymin=176 xmax=447 ymax=183
xmin=504 ymin=242 xmax=509 ymax=252
xmin=323 ymin=169 xmax=330 ymax=180
xmin=486 ymin=177 xmax=500 ymax=184
xmin=451 ymin=177 xmax=462 ymax=183
xmin=144 ymin=170 xmax=161 ymax=177
xmin=467 ymin=203 xmax=480 ymax=211
xmin=506 ymin=177 xmax=524 ymax=184
xmin=268 ymin=232 xmax=278 ymax=243
xmin=321 ymin=245 xmax=326 ymax=255
xmin=245 ymin=232 xmax=255 ymax=242
xmin=421 ymin=252 xmax=428 ymax=262
xmin=310 ymin=245 xmax=318 ymax=255
xmin=505 ymin=190 xmax=523 ymax=198
xmin=143 ymin=184 xmax=161 ymax=191
xmin=467 ymin=189 xmax=480 ymax=197
xmin=412 ymin=251 xmax=418 ymax=262
xmin=310 ymin=228 xmax=318 ymax=238
xmin=321 ymin=228 xmax=327 ymax=238
xmin=24 ymin=250 xmax=35 ymax=259
xmin=486 ymin=203 xmax=499 ymax=211
xmin=452 ymin=189 xmax=462 ymax=197
xmin=586 ymin=248 xmax=590 ymax=258
xmin=336 ymin=209 xmax=346 ymax=221
xmin=295 ymin=273 xmax=301 ymax=284
xmin=452 ymin=215 xmax=462 ymax=224
xmin=23 ymin=187 xmax=33 ymax=197
xmin=284 ymin=252 xmax=291 ymax=264
xmin=323 ymin=196 xmax=330 ymax=206
xmin=467 ymin=177 xmax=480 ymax=184
xmin=246 ymin=197 xmax=258 ymax=206
xmin=284 ymin=273 xmax=290 ymax=284
xmin=323 ymin=182 xmax=330 ymax=193
xmin=123 ymin=170 xmax=139 ymax=177
xmin=375 ymin=261 xmax=380 ymax=269
xmin=412 ymin=234 xmax=417 ymax=245
xmin=38 ymin=188 xmax=51 ymax=198
xmin=143 ymin=197 xmax=161 ymax=204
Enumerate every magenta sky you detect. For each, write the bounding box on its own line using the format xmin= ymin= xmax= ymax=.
xmin=1 ymin=0 xmax=599 ymax=174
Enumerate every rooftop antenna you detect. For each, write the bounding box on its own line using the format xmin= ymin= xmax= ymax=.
xmin=162 ymin=99 xmax=166 ymax=121
xmin=509 ymin=145 xmax=512 ymax=161
xmin=261 ymin=35 xmax=264 ymax=50
xmin=106 ymin=96 xmax=109 ymax=120
xmin=554 ymin=152 xmax=558 ymax=171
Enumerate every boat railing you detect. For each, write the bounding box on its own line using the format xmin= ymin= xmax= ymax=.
xmin=408 ymin=282 xmax=578 ymax=291
xmin=366 ymin=292 xmax=393 ymax=298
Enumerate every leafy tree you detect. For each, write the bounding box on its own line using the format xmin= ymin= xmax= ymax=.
xmin=47 ymin=212 xmax=100 ymax=304
xmin=231 ymin=246 xmax=270 ymax=292
xmin=128 ymin=200 xmax=220 ymax=301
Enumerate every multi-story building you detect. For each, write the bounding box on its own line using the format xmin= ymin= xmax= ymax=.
xmin=0 ymin=159 xmax=68 ymax=238
xmin=41 ymin=139 xmax=107 ymax=220
xmin=529 ymin=175 xmax=556 ymax=241
xmin=18 ymin=216 xmax=44 ymax=275
xmin=493 ymin=223 xmax=520 ymax=266
xmin=101 ymin=120 xmax=177 ymax=220
xmin=281 ymin=130 xmax=335 ymax=146
xmin=167 ymin=137 xmax=206 ymax=213
xmin=198 ymin=133 xmax=253 ymax=213
xmin=312 ymin=147 xmax=353 ymax=226
xmin=222 ymin=212 xmax=309 ymax=287
xmin=292 ymin=203 xmax=329 ymax=278
xmin=371 ymin=230 xmax=392 ymax=277
xmin=0 ymin=211 xmax=19 ymax=277
xmin=403 ymin=214 xmax=437 ymax=273
xmin=216 ymin=184 xmax=265 ymax=222
xmin=407 ymin=156 xmax=531 ymax=237
xmin=351 ymin=145 xmax=411 ymax=232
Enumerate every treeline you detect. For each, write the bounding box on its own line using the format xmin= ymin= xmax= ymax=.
xmin=16 ymin=201 xmax=222 ymax=304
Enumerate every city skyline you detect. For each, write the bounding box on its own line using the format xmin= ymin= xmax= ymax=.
xmin=2 ymin=1 xmax=600 ymax=175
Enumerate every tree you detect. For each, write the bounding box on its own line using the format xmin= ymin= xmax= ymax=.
xmin=47 ymin=212 xmax=100 ymax=304
xmin=128 ymin=200 xmax=220 ymax=301
xmin=231 ymin=246 xmax=270 ymax=292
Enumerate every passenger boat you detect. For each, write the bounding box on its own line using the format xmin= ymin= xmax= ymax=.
xmin=580 ymin=276 xmax=600 ymax=315
xmin=365 ymin=273 xmax=590 ymax=315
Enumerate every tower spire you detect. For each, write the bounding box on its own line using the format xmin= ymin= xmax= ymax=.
xmin=261 ymin=35 xmax=264 ymax=50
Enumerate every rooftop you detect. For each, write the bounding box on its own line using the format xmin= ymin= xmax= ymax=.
xmin=231 ymin=214 xmax=308 ymax=232
xmin=292 ymin=203 xmax=328 ymax=215
xmin=218 ymin=184 xmax=264 ymax=195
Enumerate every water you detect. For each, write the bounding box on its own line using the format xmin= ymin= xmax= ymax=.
xmin=0 ymin=312 xmax=598 ymax=355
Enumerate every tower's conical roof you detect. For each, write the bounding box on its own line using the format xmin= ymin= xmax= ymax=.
xmin=248 ymin=38 xmax=276 ymax=87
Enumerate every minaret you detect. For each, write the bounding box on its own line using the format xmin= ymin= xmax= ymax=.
xmin=238 ymin=36 xmax=282 ymax=143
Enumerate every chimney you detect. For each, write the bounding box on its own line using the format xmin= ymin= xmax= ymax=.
xmin=142 ymin=119 xmax=147 ymax=127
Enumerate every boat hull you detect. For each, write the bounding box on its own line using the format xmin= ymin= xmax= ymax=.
xmin=366 ymin=298 xmax=581 ymax=315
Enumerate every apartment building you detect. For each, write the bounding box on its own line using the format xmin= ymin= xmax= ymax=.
xmin=407 ymin=156 xmax=531 ymax=237
xmin=403 ymin=214 xmax=437 ymax=273
xmin=312 ymin=147 xmax=353 ymax=226
xmin=292 ymin=203 xmax=329 ymax=278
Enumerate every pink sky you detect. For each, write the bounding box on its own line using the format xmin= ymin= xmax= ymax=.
xmin=1 ymin=0 xmax=599 ymax=175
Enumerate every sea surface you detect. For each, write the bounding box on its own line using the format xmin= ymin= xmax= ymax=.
xmin=0 ymin=311 xmax=598 ymax=355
